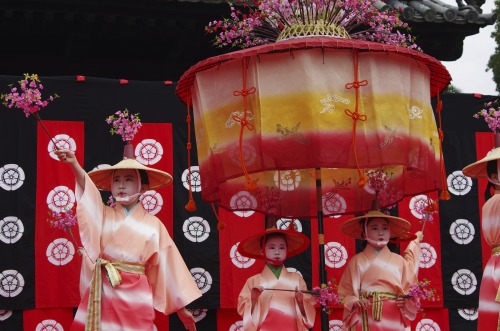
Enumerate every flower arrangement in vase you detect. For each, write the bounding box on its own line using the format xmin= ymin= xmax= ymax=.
xmin=106 ymin=108 xmax=142 ymax=158
xmin=312 ymin=278 xmax=341 ymax=313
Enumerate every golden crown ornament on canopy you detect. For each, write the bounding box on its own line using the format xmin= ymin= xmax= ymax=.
xmin=177 ymin=0 xmax=451 ymax=218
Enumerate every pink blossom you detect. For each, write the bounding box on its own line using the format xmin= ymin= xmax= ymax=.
xmin=474 ymin=99 xmax=500 ymax=132
xmin=0 ymin=73 xmax=58 ymax=117
xmin=312 ymin=279 xmax=341 ymax=313
xmin=406 ymin=279 xmax=439 ymax=310
xmin=47 ymin=208 xmax=78 ymax=230
xmin=106 ymin=108 xmax=142 ymax=142
xmin=205 ymin=0 xmax=421 ymax=50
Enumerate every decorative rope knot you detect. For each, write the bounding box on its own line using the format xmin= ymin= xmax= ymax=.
xmin=344 ymin=109 xmax=367 ymax=122
xmin=244 ymin=180 xmax=257 ymax=191
xmin=232 ymin=114 xmax=255 ymax=130
xmin=186 ymin=142 xmax=192 ymax=150
xmin=233 ymin=86 xmax=256 ymax=97
xmin=345 ymin=80 xmax=368 ymax=89
xmin=186 ymin=114 xmax=191 ymax=122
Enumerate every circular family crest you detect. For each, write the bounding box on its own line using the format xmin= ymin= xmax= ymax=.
xmin=450 ymin=219 xmax=475 ymax=245
xmin=140 ymin=190 xmax=163 ymax=215
xmin=322 ymin=192 xmax=347 ymax=215
xmin=0 ymin=164 xmax=25 ymax=191
xmin=231 ymin=243 xmax=256 ymax=269
xmin=135 ymin=139 xmax=163 ymax=165
xmin=191 ymin=267 xmax=212 ymax=294
xmin=451 ymin=269 xmax=477 ymax=295
xmin=274 ymin=170 xmax=301 ymax=191
xmin=0 ymin=216 xmax=24 ymax=244
xmin=35 ymin=319 xmax=64 ymax=331
xmin=46 ymin=238 xmax=76 ymax=266
xmin=230 ymin=191 xmax=257 ymax=211
xmin=324 ymin=242 xmax=348 ymax=268
xmin=0 ymin=270 xmax=24 ymax=297
xmin=182 ymin=166 xmax=201 ymax=192
xmin=183 ymin=216 xmax=210 ymax=243
xmin=447 ymin=170 xmax=472 ymax=196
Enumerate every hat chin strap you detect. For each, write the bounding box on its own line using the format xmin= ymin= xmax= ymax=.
xmin=365 ymin=238 xmax=388 ymax=247
xmin=115 ymin=192 xmax=142 ymax=203
xmin=112 ymin=169 xmax=143 ymax=203
xmin=487 ymin=163 xmax=500 ymax=186
xmin=364 ymin=221 xmax=388 ymax=247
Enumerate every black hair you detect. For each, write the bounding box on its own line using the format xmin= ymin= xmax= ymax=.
xmin=138 ymin=169 xmax=149 ymax=186
xmin=485 ymin=160 xmax=497 ymax=201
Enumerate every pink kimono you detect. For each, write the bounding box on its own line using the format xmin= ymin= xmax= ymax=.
xmin=237 ymin=264 xmax=316 ymax=331
xmin=477 ymin=192 xmax=500 ymax=330
xmin=338 ymin=243 xmax=420 ymax=331
xmin=70 ymin=174 xmax=202 ymax=331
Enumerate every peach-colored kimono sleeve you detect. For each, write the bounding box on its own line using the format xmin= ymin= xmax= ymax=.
xmin=75 ymin=174 xmax=105 ymax=296
xmin=146 ymin=219 xmax=202 ymax=315
xmin=401 ymin=238 xmax=421 ymax=283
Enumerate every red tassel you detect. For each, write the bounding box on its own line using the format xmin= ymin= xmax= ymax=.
xmin=185 ymin=199 xmax=196 ymax=212
xmin=76 ymin=75 xmax=86 ymax=82
xmin=439 ymin=190 xmax=451 ymax=201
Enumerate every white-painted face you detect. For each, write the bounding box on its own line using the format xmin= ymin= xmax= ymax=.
xmin=263 ymin=235 xmax=287 ymax=263
xmin=111 ymin=169 xmax=141 ymax=207
xmin=365 ymin=217 xmax=390 ymax=248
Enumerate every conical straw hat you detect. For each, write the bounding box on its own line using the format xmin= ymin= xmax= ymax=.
xmin=462 ymin=147 xmax=500 ymax=179
xmin=341 ymin=210 xmax=411 ymax=240
xmin=88 ymin=158 xmax=173 ymax=191
xmin=237 ymin=226 xmax=310 ymax=259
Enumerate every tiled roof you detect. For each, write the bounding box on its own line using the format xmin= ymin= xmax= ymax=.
xmin=179 ymin=0 xmax=496 ymax=26
xmin=384 ymin=0 xmax=495 ymax=25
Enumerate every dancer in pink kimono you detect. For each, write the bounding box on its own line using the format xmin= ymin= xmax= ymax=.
xmin=463 ymin=151 xmax=500 ymax=330
xmin=55 ymin=148 xmax=202 ymax=331
xmin=237 ymin=227 xmax=316 ymax=331
xmin=338 ymin=210 xmax=422 ymax=331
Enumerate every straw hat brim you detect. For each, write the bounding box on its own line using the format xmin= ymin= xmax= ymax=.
xmin=462 ymin=147 xmax=500 ymax=179
xmin=341 ymin=210 xmax=411 ymax=240
xmin=237 ymin=228 xmax=310 ymax=259
xmin=88 ymin=158 xmax=173 ymax=191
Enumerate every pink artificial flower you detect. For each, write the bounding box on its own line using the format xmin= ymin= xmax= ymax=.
xmin=47 ymin=208 xmax=78 ymax=230
xmin=205 ymin=0 xmax=421 ymax=50
xmin=312 ymin=279 xmax=341 ymax=313
xmin=106 ymin=108 xmax=142 ymax=142
xmin=406 ymin=279 xmax=439 ymax=310
xmin=474 ymin=99 xmax=500 ymax=133
xmin=0 ymin=73 xmax=58 ymax=117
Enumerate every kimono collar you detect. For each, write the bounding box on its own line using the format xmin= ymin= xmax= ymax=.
xmin=122 ymin=202 xmax=140 ymax=216
xmin=266 ymin=262 xmax=283 ymax=279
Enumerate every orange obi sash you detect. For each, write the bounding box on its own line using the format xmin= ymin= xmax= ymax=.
xmin=85 ymin=258 xmax=145 ymax=331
